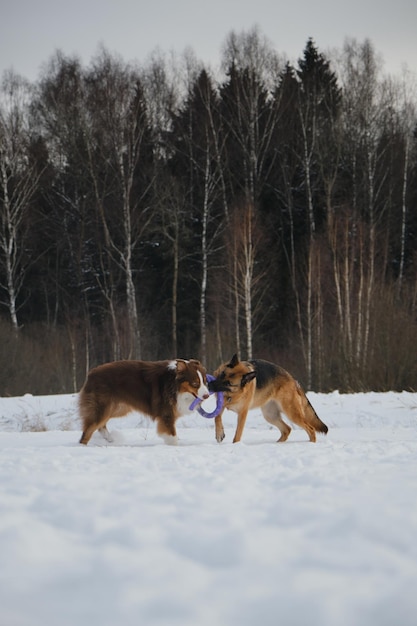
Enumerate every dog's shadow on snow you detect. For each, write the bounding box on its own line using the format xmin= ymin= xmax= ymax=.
xmin=78 ymin=430 xmax=160 ymax=448
xmin=76 ymin=430 xmax=313 ymax=448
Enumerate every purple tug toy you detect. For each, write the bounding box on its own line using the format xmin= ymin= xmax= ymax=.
xmin=189 ymin=374 xmax=224 ymax=419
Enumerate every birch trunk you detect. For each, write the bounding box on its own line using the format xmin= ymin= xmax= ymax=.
xmin=199 ymin=149 xmax=210 ymax=362
xmin=397 ymin=136 xmax=409 ymax=294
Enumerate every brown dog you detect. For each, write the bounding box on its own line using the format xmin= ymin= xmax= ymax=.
xmin=209 ymin=354 xmax=328 ymax=443
xmin=79 ymin=359 xmax=209 ymax=445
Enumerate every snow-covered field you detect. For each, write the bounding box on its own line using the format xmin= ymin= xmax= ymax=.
xmin=1 ymin=390 xmax=417 ymax=626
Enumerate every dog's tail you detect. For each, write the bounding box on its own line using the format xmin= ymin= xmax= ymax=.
xmin=298 ymin=384 xmax=328 ymax=435
xmin=308 ymin=400 xmax=328 ymax=434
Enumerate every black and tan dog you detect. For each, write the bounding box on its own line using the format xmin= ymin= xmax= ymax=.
xmin=209 ymin=354 xmax=328 ymax=443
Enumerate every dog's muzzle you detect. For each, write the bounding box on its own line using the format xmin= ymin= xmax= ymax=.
xmin=208 ymin=377 xmax=231 ymax=393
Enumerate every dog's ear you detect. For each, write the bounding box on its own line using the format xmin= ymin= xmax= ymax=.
xmin=241 ymin=371 xmax=256 ymax=387
xmin=176 ymin=359 xmax=187 ymax=373
xmin=228 ymin=353 xmax=239 ymax=368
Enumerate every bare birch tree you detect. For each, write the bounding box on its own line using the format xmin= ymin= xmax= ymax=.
xmin=220 ymin=27 xmax=282 ymax=358
xmin=338 ymin=39 xmax=390 ymax=377
xmin=393 ymin=71 xmax=417 ymax=294
xmin=84 ymin=50 xmax=154 ymax=359
xmin=0 ymin=71 xmax=42 ymax=330
xmin=171 ymin=67 xmax=224 ymax=362
xmin=295 ymin=39 xmax=341 ymax=387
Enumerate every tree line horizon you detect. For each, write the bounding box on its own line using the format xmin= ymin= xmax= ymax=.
xmin=1 ymin=28 xmax=417 ymax=396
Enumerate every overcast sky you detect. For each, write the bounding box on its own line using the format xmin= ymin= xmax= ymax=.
xmin=1 ymin=0 xmax=416 ymax=81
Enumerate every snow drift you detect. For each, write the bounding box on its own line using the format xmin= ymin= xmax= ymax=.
xmin=1 ymin=391 xmax=417 ymax=626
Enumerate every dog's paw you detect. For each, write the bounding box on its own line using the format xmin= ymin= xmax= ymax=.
xmin=215 ymin=430 xmax=225 ymax=443
xmin=160 ymin=433 xmax=179 ymax=446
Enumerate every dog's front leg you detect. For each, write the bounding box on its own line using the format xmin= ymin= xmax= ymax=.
xmin=156 ymin=417 xmax=179 ymax=445
xmin=233 ymin=410 xmax=249 ymax=443
xmin=214 ymin=412 xmax=225 ymax=443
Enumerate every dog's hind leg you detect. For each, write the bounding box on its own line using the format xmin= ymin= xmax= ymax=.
xmin=79 ymin=394 xmax=108 ymax=445
xmin=96 ymin=402 xmax=131 ymax=443
xmin=279 ymin=384 xmax=317 ymax=442
xmin=80 ymin=415 xmax=111 ymax=445
xmin=261 ymin=400 xmax=291 ymax=442
xmin=79 ymin=423 xmax=98 ymax=445
xmin=98 ymin=425 xmax=113 ymax=443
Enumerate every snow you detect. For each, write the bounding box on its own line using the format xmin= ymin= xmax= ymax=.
xmin=1 ymin=390 xmax=417 ymax=626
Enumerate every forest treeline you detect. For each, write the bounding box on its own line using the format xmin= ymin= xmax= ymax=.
xmin=1 ymin=29 xmax=417 ymax=395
